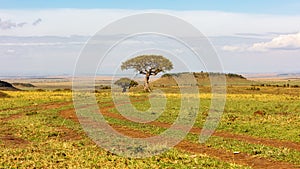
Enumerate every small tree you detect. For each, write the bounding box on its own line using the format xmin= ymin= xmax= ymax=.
xmin=121 ymin=55 xmax=173 ymax=92
xmin=114 ymin=78 xmax=138 ymax=92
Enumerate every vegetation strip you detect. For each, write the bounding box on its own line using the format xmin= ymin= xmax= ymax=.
xmin=0 ymin=100 xmax=73 ymax=113
xmin=0 ymin=101 xmax=73 ymax=121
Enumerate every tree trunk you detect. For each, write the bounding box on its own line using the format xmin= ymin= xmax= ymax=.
xmin=144 ymin=74 xmax=151 ymax=92
xmin=122 ymin=86 xmax=127 ymax=92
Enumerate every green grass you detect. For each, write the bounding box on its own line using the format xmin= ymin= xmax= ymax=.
xmin=1 ymin=83 xmax=300 ymax=168
xmin=191 ymin=135 xmax=300 ymax=166
xmin=105 ymin=92 xmax=300 ymax=143
xmin=217 ymin=93 xmax=300 ymax=142
xmin=100 ymin=114 xmax=300 ymax=166
xmin=0 ymin=91 xmax=72 ymax=110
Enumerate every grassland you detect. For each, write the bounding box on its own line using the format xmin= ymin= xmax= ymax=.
xmin=0 ymin=77 xmax=300 ymax=168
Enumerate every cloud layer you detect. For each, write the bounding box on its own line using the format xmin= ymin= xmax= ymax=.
xmin=251 ymin=32 xmax=300 ymax=51
xmin=0 ymin=9 xmax=300 ymax=37
xmin=0 ymin=9 xmax=300 ymax=75
xmin=222 ymin=32 xmax=300 ymax=52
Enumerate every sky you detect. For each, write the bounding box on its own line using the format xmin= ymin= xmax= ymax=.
xmin=0 ymin=1 xmax=300 ymax=76
xmin=1 ymin=0 xmax=300 ymax=15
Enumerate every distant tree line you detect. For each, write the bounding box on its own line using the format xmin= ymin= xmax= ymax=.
xmin=254 ymin=84 xmax=299 ymax=88
xmin=161 ymin=72 xmax=247 ymax=79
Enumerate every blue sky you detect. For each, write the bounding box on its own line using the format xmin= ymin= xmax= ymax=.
xmin=1 ymin=0 xmax=300 ymax=15
xmin=0 ymin=1 xmax=300 ymax=76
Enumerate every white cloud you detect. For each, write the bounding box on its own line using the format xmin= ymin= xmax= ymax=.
xmin=250 ymin=32 xmax=300 ymax=51
xmin=222 ymin=32 xmax=300 ymax=52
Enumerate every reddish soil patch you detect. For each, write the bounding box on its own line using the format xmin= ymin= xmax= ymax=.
xmin=60 ymin=108 xmax=79 ymax=123
xmin=0 ymin=134 xmax=29 ymax=148
xmin=150 ymin=120 xmax=300 ymax=152
xmin=212 ymin=131 xmax=300 ymax=152
xmin=1 ymin=113 xmax=24 ymax=121
xmin=51 ymin=127 xmax=82 ymax=141
xmin=176 ymin=140 xmax=297 ymax=169
xmin=253 ymin=110 xmax=265 ymax=116
xmin=41 ymin=101 xmax=73 ymax=109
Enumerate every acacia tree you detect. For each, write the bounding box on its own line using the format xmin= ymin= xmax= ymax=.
xmin=114 ymin=78 xmax=138 ymax=92
xmin=121 ymin=55 xmax=173 ymax=92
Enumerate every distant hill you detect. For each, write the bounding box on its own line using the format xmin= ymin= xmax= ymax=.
xmin=12 ymin=83 xmax=36 ymax=88
xmin=0 ymin=80 xmax=19 ymax=91
xmin=151 ymin=72 xmax=250 ymax=87
xmin=244 ymin=72 xmax=300 ymax=80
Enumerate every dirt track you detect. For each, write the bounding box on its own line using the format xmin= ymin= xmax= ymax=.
xmin=60 ymin=102 xmax=300 ymax=152
xmin=59 ymin=101 xmax=300 ymax=169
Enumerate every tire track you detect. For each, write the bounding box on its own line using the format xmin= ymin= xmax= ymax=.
xmin=59 ymin=102 xmax=299 ymax=169
xmin=60 ymin=102 xmax=300 ymax=152
xmin=112 ymin=124 xmax=298 ymax=169
xmin=60 ymin=108 xmax=298 ymax=169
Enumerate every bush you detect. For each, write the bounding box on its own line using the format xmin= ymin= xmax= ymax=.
xmin=63 ymin=88 xmax=72 ymax=92
xmin=246 ymin=87 xmax=260 ymax=91
xmin=161 ymin=73 xmax=172 ymax=78
xmin=99 ymin=85 xmax=111 ymax=89
xmin=35 ymin=89 xmax=46 ymax=92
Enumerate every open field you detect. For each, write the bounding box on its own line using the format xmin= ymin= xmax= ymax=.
xmin=0 ymin=77 xmax=300 ymax=168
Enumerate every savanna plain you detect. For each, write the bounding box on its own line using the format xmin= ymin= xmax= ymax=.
xmin=0 ymin=74 xmax=300 ymax=169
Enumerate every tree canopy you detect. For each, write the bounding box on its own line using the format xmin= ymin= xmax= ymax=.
xmin=114 ymin=78 xmax=138 ymax=92
xmin=121 ymin=55 xmax=173 ymax=92
xmin=121 ymin=55 xmax=173 ymax=76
